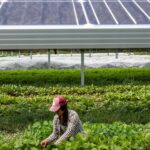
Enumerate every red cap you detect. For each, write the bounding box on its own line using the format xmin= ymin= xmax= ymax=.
xmin=49 ymin=96 xmax=67 ymax=112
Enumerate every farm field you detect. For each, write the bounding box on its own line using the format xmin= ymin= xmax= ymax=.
xmin=0 ymin=68 xmax=150 ymax=149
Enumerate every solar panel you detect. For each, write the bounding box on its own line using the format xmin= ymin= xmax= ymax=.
xmin=0 ymin=0 xmax=150 ymax=49
xmin=0 ymin=0 xmax=150 ymax=25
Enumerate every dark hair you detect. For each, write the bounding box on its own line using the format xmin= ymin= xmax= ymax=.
xmin=59 ymin=104 xmax=68 ymax=126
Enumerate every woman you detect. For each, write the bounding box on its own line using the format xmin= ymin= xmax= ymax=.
xmin=40 ymin=95 xmax=84 ymax=148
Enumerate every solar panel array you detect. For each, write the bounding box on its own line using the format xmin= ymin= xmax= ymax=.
xmin=0 ymin=0 xmax=150 ymax=50
xmin=0 ymin=0 xmax=150 ymax=25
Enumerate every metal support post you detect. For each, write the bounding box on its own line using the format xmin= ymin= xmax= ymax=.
xmin=48 ymin=49 xmax=51 ymax=68
xmin=81 ymin=50 xmax=85 ymax=86
xmin=115 ymin=49 xmax=118 ymax=59
xmin=18 ymin=50 xmax=21 ymax=58
xmin=11 ymin=50 xmax=13 ymax=56
xmin=30 ymin=50 xmax=32 ymax=60
xmin=89 ymin=49 xmax=91 ymax=57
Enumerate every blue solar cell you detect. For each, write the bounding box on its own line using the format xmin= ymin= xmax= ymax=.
xmin=122 ymin=1 xmax=150 ymax=24
xmin=92 ymin=2 xmax=116 ymax=24
xmin=0 ymin=2 xmax=76 ymax=25
xmin=135 ymin=1 xmax=150 ymax=16
xmin=0 ymin=0 xmax=150 ymax=25
xmin=106 ymin=2 xmax=134 ymax=24
xmin=8 ymin=0 xmax=74 ymax=2
xmin=41 ymin=2 xmax=76 ymax=25
xmin=74 ymin=2 xmax=86 ymax=25
xmin=22 ymin=2 xmax=43 ymax=25
xmin=0 ymin=2 xmax=35 ymax=25
xmin=84 ymin=2 xmax=98 ymax=24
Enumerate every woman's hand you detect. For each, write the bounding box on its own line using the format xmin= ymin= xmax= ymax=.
xmin=40 ymin=139 xmax=49 ymax=148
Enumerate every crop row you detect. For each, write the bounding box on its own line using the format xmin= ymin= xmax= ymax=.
xmin=1 ymin=84 xmax=150 ymax=133
xmin=1 ymin=121 xmax=150 ymax=150
xmin=0 ymin=68 xmax=150 ymax=85
xmin=0 ymin=68 xmax=150 ymax=149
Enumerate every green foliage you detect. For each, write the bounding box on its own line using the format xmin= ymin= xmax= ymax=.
xmin=1 ymin=84 xmax=150 ymax=132
xmin=0 ymin=68 xmax=150 ymax=85
xmin=1 ymin=121 xmax=150 ymax=150
xmin=0 ymin=69 xmax=150 ymax=149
